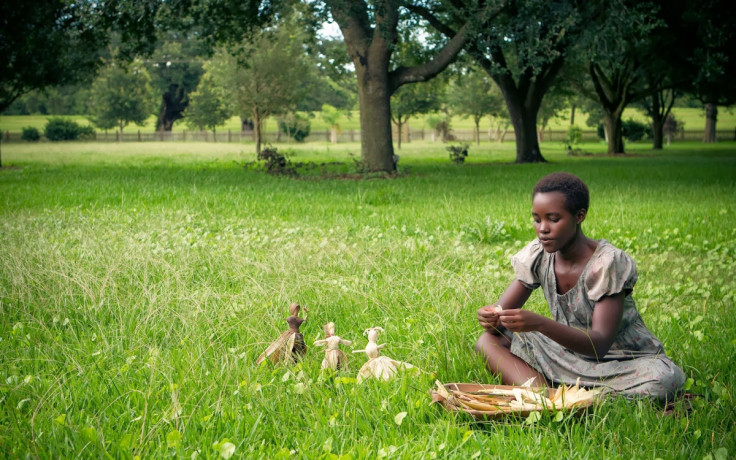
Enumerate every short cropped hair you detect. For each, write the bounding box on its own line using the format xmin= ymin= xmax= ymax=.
xmin=533 ymin=172 xmax=589 ymax=213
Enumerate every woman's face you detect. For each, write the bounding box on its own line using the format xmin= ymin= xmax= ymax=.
xmin=532 ymin=191 xmax=585 ymax=253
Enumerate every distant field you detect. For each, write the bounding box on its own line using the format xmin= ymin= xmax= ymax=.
xmin=2 ymin=106 xmax=734 ymax=135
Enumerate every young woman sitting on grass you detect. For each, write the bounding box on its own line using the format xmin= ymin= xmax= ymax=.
xmin=476 ymin=172 xmax=685 ymax=402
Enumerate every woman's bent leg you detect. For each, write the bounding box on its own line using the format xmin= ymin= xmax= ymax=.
xmin=475 ymin=331 xmax=548 ymax=387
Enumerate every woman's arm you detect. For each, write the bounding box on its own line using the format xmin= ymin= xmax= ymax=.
xmin=477 ymin=280 xmax=533 ymax=334
xmin=497 ymin=292 xmax=624 ymax=358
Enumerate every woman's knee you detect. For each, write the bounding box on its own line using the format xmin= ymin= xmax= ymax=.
xmin=474 ymin=330 xmax=508 ymax=356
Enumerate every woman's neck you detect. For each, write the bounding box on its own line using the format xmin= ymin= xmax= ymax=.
xmin=557 ymin=228 xmax=594 ymax=264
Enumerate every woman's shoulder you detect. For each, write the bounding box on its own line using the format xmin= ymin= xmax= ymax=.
xmin=585 ymin=239 xmax=638 ymax=300
xmin=590 ymin=240 xmax=636 ymax=268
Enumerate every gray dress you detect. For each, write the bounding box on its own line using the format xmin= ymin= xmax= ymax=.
xmin=507 ymin=239 xmax=685 ymax=401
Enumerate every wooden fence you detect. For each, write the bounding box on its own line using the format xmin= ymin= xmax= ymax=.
xmin=2 ymin=128 xmax=734 ymax=144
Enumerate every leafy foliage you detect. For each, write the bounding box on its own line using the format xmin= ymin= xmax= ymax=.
xmin=87 ymin=61 xmax=155 ymax=133
xmin=447 ymin=143 xmax=469 ymax=163
xmin=184 ymin=73 xmax=230 ymax=133
xmin=278 ymin=113 xmax=312 ymax=142
xmin=622 ymin=119 xmax=650 ymax=142
xmin=43 ymin=118 xmax=94 ymax=141
xmin=0 ymin=0 xmax=107 ymax=111
xmin=256 ymin=147 xmax=296 ymax=175
xmin=20 ymin=127 xmax=40 ymax=142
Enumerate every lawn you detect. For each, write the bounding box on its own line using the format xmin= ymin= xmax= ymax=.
xmin=1 ymin=140 xmax=734 ymax=458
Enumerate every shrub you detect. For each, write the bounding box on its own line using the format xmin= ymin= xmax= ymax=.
xmin=596 ymin=120 xmax=651 ymax=142
xmin=278 ymin=113 xmax=311 ymax=142
xmin=447 ymin=144 xmax=469 ymax=164
xmin=44 ymin=118 xmax=95 ymax=141
xmin=257 ymin=147 xmax=296 ymax=176
xmin=565 ymin=125 xmax=583 ymax=147
xmin=622 ymin=119 xmax=649 ymax=142
xmin=21 ymin=126 xmax=41 ymax=142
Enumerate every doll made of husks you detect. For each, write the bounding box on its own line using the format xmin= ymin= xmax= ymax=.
xmin=353 ymin=326 xmax=416 ymax=382
xmin=256 ymin=302 xmax=308 ymax=365
xmin=313 ymin=322 xmax=352 ymax=371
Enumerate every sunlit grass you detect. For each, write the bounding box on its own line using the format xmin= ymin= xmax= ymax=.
xmin=1 ymin=141 xmax=734 ymax=458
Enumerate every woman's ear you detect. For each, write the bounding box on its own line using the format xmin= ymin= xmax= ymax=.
xmin=576 ymin=208 xmax=587 ymax=224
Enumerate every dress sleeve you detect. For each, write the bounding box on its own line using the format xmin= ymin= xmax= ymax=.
xmin=510 ymin=240 xmax=545 ymax=290
xmin=585 ymin=246 xmax=638 ymax=302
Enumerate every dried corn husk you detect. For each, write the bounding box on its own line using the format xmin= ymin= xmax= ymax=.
xmin=431 ymin=380 xmax=604 ymax=420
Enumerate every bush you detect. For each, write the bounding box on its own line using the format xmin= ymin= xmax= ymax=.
xmin=21 ymin=126 xmax=41 ymax=142
xmin=565 ymin=125 xmax=583 ymax=147
xmin=622 ymin=119 xmax=649 ymax=142
xmin=596 ymin=120 xmax=651 ymax=142
xmin=257 ymin=147 xmax=296 ymax=176
xmin=278 ymin=113 xmax=311 ymax=142
xmin=44 ymin=118 xmax=95 ymax=141
xmin=447 ymin=144 xmax=469 ymax=164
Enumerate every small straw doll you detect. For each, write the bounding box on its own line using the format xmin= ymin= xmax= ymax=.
xmin=256 ymin=302 xmax=308 ymax=365
xmin=313 ymin=322 xmax=352 ymax=371
xmin=353 ymin=327 xmax=416 ymax=382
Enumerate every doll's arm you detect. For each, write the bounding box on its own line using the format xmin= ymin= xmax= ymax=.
xmin=376 ymin=343 xmax=386 ymax=350
xmin=352 ymin=349 xmax=366 ymax=354
xmin=313 ymin=339 xmax=327 ymax=346
xmin=339 ymin=338 xmax=352 ymax=346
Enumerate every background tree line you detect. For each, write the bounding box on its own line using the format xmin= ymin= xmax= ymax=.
xmin=1 ymin=0 xmax=734 ymax=170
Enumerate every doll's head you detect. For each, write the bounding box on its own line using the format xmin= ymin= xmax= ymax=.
xmin=363 ymin=326 xmax=384 ymax=341
xmin=532 ymin=172 xmax=589 ymax=214
xmin=323 ymin=322 xmax=335 ymax=337
xmin=289 ymin=302 xmax=301 ymax=316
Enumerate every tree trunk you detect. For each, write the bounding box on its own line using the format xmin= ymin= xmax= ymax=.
xmin=603 ymin=111 xmax=625 ymax=154
xmin=356 ymin=68 xmax=395 ymax=172
xmin=156 ymin=85 xmax=188 ymax=132
xmin=331 ymin=126 xmax=338 ymax=144
xmin=703 ymin=103 xmax=717 ymax=143
xmin=395 ymin=120 xmax=403 ymax=149
xmin=570 ymin=104 xmax=576 ymax=125
xmin=253 ymin=107 xmax=262 ymax=155
xmin=474 ymin=119 xmax=480 ymax=146
xmin=503 ymin=95 xmax=545 ymax=162
xmin=651 ymin=118 xmax=664 ymax=150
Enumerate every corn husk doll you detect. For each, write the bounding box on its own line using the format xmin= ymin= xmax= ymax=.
xmin=256 ymin=302 xmax=308 ymax=365
xmin=313 ymin=322 xmax=352 ymax=371
xmin=353 ymin=326 xmax=416 ymax=382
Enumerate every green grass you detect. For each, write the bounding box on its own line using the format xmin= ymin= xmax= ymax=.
xmin=2 ymin=106 xmax=735 ymax=135
xmin=1 ymin=140 xmax=735 ymax=458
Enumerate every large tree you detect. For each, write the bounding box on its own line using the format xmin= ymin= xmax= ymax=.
xmin=565 ymin=0 xmax=662 ymax=154
xmin=325 ymin=0 xmax=497 ymax=171
xmin=661 ymin=0 xmax=736 ymax=142
xmin=412 ymin=0 xmax=585 ymax=163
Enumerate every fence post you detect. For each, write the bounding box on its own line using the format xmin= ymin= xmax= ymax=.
xmin=228 ymin=129 xmax=232 ymax=142
xmin=138 ymin=130 xmax=142 ymax=142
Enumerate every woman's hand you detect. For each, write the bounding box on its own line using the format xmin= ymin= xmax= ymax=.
xmin=477 ymin=304 xmax=503 ymax=333
xmin=497 ymin=309 xmax=546 ymax=333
